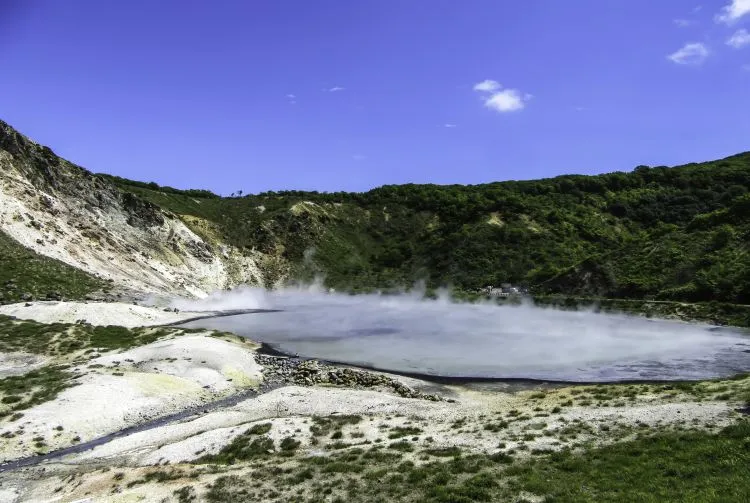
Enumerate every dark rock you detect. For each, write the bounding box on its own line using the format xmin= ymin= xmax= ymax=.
xmin=185 ymin=240 xmax=215 ymax=263
xmin=122 ymin=192 xmax=165 ymax=229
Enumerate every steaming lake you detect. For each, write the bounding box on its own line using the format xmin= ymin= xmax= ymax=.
xmin=180 ymin=290 xmax=750 ymax=382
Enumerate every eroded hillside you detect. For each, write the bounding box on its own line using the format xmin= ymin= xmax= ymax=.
xmin=0 ymin=120 xmax=282 ymax=299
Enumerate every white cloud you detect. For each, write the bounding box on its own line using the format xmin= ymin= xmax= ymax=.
xmin=328 ymin=86 xmax=345 ymax=92
xmin=484 ymin=89 xmax=529 ymax=113
xmin=443 ymin=123 xmax=457 ymax=128
xmin=286 ymin=93 xmax=296 ymax=99
xmin=472 ymin=79 xmax=501 ymax=92
xmin=727 ymin=28 xmax=750 ymax=48
xmin=673 ymin=18 xmax=694 ymax=27
xmin=472 ymin=79 xmax=530 ymax=113
xmin=715 ymin=0 xmax=750 ymax=23
xmin=667 ymin=42 xmax=709 ymax=64
xmin=352 ymin=154 xmax=366 ymax=161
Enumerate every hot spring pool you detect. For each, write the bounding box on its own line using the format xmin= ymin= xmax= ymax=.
xmin=179 ymin=290 xmax=750 ymax=382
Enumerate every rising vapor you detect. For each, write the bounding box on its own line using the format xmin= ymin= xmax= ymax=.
xmin=173 ymin=283 xmax=750 ymax=382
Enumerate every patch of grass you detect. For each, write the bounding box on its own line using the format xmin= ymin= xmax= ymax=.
xmin=507 ymin=420 xmax=750 ymax=502
xmin=0 ymin=230 xmax=107 ymax=305
xmin=489 ymin=451 xmax=514 ymax=464
xmin=279 ymin=436 xmax=301 ymax=452
xmin=247 ymin=423 xmax=272 ymax=435
xmin=423 ymin=446 xmax=463 ymax=458
xmin=0 ymin=315 xmax=195 ymax=356
xmin=388 ymin=426 xmax=423 ymax=439
xmin=388 ymin=441 xmax=414 ymax=452
xmin=126 ymin=469 xmax=186 ymax=488
xmin=196 ymin=434 xmax=275 ymax=464
xmin=0 ymin=365 xmax=73 ymax=416
xmin=310 ymin=414 xmax=362 ymax=437
xmin=173 ymin=485 xmax=197 ymax=503
xmin=483 ymin=420 xmax=509 ymax=432
xmin=361 ymin=448 xmax=403 ymax=463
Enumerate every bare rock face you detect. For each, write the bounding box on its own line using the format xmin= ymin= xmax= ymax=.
xmin=0 ymin=120 xmax=266 ymax=298
xmin=121 ymin=192 xmax=165 ymax=229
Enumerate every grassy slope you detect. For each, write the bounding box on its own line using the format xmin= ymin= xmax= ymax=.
xmin=505 ymin=421 xmax=750 ymax=503
xmin=0 ymin=230 xmax=107 ymax=304
xmin=185 ymin=418 xmax=750 ymax=503
xmin=101 ymin=152 xmax=750 ymax=303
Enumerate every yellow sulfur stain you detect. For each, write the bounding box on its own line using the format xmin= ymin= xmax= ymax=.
xmin=133 ymin=372 xmax=202 ymax=396
xmin=223 ymin=367 xmax=260 ymax=389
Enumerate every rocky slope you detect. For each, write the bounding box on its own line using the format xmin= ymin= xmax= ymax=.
xmin=0 ymin=120 xmax=272 ymax=299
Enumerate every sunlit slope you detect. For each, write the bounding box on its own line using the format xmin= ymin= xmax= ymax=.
xmin=103 ymin=152 xmax=750 ymax=302
xmin=0 ymin=119 xmax=273 ymax=297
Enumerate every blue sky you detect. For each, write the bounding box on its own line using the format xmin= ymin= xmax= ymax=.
xmin=1 ymin=1 xmax=749 ymax=194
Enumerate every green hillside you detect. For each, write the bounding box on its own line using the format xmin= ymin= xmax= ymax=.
xmin=100 ymin=152 xmax=750 ymax=303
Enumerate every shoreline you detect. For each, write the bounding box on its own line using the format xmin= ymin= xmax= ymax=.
xmin=158 ymin=308 xmax=283 ymax=326
xmin=256 ymin=342 xmax=750 ymax=388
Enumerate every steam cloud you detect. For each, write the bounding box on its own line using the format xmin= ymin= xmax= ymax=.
xmin=174 ymin=284 xmax=750 ymax=382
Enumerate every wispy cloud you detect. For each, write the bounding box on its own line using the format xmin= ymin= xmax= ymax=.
xmin=473 ymin=80 xmax=531 ymax=113
xmin=327 ymin=86 xmax=345 ymax=92
xmin=743 ymin=63 xmax=750 ymax=71
xmin=443 ymin=123 xmax=457 ymax=128
xmin=727 ymin=28 xmax=750 ymax=48
xmin=352 ymin=154 xmax=366 ymax=161
xmin=286 ymin=94 xmax=296 ymax=99
xmin=667 ymin=42 xmax=709 ymax=64
xmin=673 ymin=18 xmax=695 ymax=27
xmin=715 ymin=0 xmax=750 ymax=24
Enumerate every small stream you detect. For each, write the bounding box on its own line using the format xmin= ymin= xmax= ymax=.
xmin=0 ymin=384 xmax=282 ymax=473
xmin=0 ymin=310 xmax=283 ymax=473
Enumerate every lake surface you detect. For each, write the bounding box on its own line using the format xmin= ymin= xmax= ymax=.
xmin=180 ymin=291 xmax=750 ymax=382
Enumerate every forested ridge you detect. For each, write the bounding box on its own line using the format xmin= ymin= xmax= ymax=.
xmin=101 ymin=151 xmax=750 ymax=303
